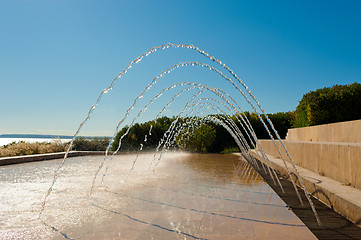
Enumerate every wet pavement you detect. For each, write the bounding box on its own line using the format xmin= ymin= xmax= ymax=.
xmin=0 ymin=152 xmax=316 ymax=239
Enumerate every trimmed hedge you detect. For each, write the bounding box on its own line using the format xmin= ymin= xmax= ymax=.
xmin=293 ymin=82 xmax=361 ymax=127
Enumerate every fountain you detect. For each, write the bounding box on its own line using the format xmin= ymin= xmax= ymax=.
xmin=7 ymin=43 xmax=360 ymax=239
xmin=40 ymin=42 xmax=320 ymax=229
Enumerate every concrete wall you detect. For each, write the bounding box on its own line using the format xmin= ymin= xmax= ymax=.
xmin=252 ymin=120 xmax=361 ymax=226
xmin=247 ymin=150 xmax=361 ymax=228
xmin=267 ymin=120 xmax=361 ymax=189
xmin=258 ymin=140 xmax=361 ymax=190
xmin=286 ymin=119 xmax=361 ymax=143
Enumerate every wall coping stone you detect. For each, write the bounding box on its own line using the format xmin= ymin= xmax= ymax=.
xmin=260 ymin=139 xmax=361 ymax=147
xmin=0 ymin=151 xmax=106 ymax=166
xmin=286 ymin=119 xmax=361 ymax=143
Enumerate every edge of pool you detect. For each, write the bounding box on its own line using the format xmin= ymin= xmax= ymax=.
xmin=0 ymin=151 xmax=106 ymax=166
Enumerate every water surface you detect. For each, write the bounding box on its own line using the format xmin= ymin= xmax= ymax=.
xmin=0 ymin=152 xmax=316 ymax=239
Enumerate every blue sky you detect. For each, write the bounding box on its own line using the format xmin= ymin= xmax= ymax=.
xmin=1 ymin=0 xmax=360 ymax=136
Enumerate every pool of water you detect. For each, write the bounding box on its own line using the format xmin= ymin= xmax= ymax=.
xmin=0 ymin=152 xmax=316 ymax=239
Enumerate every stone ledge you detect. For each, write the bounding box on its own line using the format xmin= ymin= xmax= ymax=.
xmin=281 ymin=140 xmax=361 ymax=147
xmin=286 ymin=119 xmax=361 ymax=143
xmin=258 ymin=140 xmax=361 ymax=190
xmin=0 ymin=151 xmax=106 ymax=166
xmin=247 ymin=150 xmax=361 ymax=227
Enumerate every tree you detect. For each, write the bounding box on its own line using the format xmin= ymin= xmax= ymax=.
xmin=111 ymin=116 xmax=176 ymax=152
xmin=176 ymin=123 xmax=216 ymax=153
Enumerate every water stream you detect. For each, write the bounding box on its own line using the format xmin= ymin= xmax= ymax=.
xmin=7 ymin=43 xmax=324 ymax=238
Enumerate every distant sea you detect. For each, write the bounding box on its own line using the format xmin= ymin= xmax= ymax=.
xmin=0 ymin=138 xmax=72 ymax=147
xmin=0 ymin=134 xmax=73 ymax=147
xmin=0 ymin=134 xmax=110 ymax=147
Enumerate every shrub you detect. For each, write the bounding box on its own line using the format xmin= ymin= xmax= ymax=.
xmin=72 ymin=137 xmax=110 ymax=151
xmin=220 ymin=147 xmax=240 ymax=154
xmin=111 ymin=116 xmax=176 ymax=152
xmin=293 ymin=82 xmax=361 ymax=127
xmin=232 ymin=111 xmax=293 ymax=144
xmin=0 ymin=140 xmax=69 ymax=157
xmin=176 ymin=124 xmax=216 ymax=153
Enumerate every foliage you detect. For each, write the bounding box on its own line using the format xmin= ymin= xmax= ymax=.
xmin=72 ymin=137 xmax=110 ymax=151
xmin=220 ymin=147 xmax=240 ymax=154
xmin=0 ymin=140 xmax=69 ymax=157
xmin=176 ymin=123 xmax=216 ymax=153
xmin=0 ymin=137 xmax=113 ymax=157
xmin=4 ymin=84 xmax=359 ymax=156
xmin=111 ymin=116 xmax=176 ymax=152
xmin=233 ymin=111 xmax=293 ymax=141
xmin=109 ymin=112 xmax=293 ymax=154
xmin=293 ymin=82 xmax=361 ymax=127
xmin=102 ymin=82 xmax=361 ymax=153
xmin=264 ymin=111 xmax=294 ymax=139
xmin=208 ymin=122 xmax=238 ymax=153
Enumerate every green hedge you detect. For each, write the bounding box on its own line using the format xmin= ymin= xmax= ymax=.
xmin=109 ymin=112 xmax=293 ymax=153
xmin=175 ymin=123 xmax=216 ymax=153
xmin=293 ymin=82 xmax=361 ymax=127
xmin=111 ymin=116 xmax=176 ymax=152
xmin=72 ymin=137 xmax=110 ymax=151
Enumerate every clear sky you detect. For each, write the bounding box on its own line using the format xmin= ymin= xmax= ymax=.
xmin=1 ymin=0 xmax=360 ymax=136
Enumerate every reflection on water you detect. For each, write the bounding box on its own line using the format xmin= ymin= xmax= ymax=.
xmin=181 ymin=153 xmax=264 ymax=185
xmin=0 ymin=152 xmax=316 ymax=239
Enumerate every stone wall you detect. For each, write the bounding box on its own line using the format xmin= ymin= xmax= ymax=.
xmin=258 ymin=140 xmax=361 ymax=190
xmin=286 ymin=119 xmax=361 ymax=143
xmin=258 ymin=119 xmax=361 ymax=190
